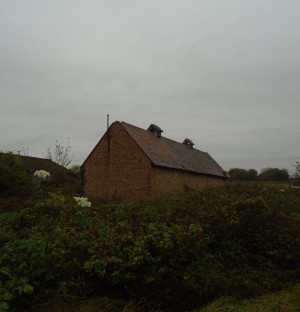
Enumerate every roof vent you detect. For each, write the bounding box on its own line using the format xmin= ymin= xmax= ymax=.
xmin=183 ymin=138 xmax=194 ymax=149
xmin=147 ymin=124 xmax=163 ymax=138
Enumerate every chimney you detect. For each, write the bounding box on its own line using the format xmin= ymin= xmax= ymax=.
xmin=183 ymin=138 xmax=194 ymax=149
xmin=147 ymin=124 xmax=163 ymax=138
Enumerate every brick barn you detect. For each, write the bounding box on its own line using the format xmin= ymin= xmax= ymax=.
xmin=82 ymin=121 xmax=229 ymax=201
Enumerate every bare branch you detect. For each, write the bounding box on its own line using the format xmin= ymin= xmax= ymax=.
xmin=47 ymin=138 xmax=74 ymax=168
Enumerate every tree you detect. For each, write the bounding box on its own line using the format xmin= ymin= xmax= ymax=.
xmin=258 ymin=168 xmax=289 ymax=181
xmin=69 ymin=164 xmax=81 ymax=173
xmin=293 ymin=161 xmax=300 ymax=179
xmin=47 ymin=138 xmax=74 ymax=168
xmin=228 ymin=168 xmax=248 ymax=181
xmin=247 ymin=169 xmax=258 ymax=181
xmin=228 ymin=168 xmax=258 ymax=181
xmin=0 ymin=153 xmax=33 ymax=195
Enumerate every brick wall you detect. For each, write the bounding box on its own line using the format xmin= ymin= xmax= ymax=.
xmin=83 ymin=122 xmax=152 ymax=201
xmin=149 ymin=166 xmax=226 ymax=198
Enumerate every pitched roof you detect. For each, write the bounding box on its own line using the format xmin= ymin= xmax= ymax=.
xmin=19 ymin=155 xmax=69 ymax=174
xmin=120 ymin=121 xmax=228 ymax=178
xmin=0 ymin=153 xmax=69 ymax=175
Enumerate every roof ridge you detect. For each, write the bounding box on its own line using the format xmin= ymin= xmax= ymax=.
xmin=120 ymin=121 xmax=207 ymax=153
xmin=120 ymin=121 xmax=147 ymax=132
xmin=0 ymin=153 xmax=52 ymax=162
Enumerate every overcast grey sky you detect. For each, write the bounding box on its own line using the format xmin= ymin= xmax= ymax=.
xmin=1 ymin=0 xmax=299 ymax=173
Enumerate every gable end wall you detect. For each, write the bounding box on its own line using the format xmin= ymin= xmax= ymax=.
xmin=83 ymin=122 xmax=152 ymax=201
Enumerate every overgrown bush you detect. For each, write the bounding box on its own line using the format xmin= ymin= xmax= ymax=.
xmin=1 ymin=184 xmax=300 ymax=311
xmin=0 ymin=153 xmax=34 ymax=196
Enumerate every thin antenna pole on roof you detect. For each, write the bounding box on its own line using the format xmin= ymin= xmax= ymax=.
xmin=107 ymin=114 xmax=110 ymax=129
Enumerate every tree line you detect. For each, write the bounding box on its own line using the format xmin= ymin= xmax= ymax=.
xmin=228 ymin=165 xmax=299 ymax=182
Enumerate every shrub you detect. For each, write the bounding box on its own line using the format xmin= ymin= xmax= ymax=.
xmin=0 ymin=153 xmax=34 ymax=196
xmin=1 ymin=185 xmax=300 ymax=311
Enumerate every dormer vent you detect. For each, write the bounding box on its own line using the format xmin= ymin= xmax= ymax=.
xmin=183 ymin=138 xmax=194 ymax=149
xmin=147 ymin=124 xmax=163 ymax=138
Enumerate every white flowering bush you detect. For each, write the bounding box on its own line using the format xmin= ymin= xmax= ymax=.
xmin=33 ymin=170 xmax=51 ymax=179
xmin=74 ymin=197 xmax=91 ymax=208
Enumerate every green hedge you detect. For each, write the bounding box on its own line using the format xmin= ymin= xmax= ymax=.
xmin=0 ymin=185 xmax=300 ymax=311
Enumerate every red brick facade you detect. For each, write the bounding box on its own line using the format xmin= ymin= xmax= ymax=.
xmin=82 ymin=122 xmax=227 ymax=201
xmin=150 ymin=167 xmax=226 ymax=198
xmin=83 ymin=122 xmax=152 ymax=201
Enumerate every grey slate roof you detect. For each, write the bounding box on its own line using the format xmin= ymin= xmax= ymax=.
xmin=120 ymin=121 xmax=228 ymax=178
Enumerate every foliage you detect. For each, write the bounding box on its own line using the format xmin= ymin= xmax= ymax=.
xmin=69 ymin=164 xmax=81 ymax=174
xmin=293 ymin=161 xmax=300 ymax=180
xmin=38 ymin=169 xmax=81 ymax=196
xmin=1 ymin=185 xmax=300 ymax=311
xmin=247 ymin=168 xmax=258 ymax=181
xmin=228 ymin=168 xmax=258 ymax=181
xmin=258 ymin=167 xmax=290 ymax=181
xmin=46 ymin=138 xmax=74 ymax=168
xmin=0 ymin=153 xmax=34 ymax=196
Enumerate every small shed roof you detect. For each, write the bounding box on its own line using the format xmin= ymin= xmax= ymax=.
xmin=0 ymin=153 xmax=69 ymax=175
xmin=120 ymin=122 xmax=228 ymax=178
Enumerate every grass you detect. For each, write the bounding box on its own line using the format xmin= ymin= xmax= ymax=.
xmin=32 ymin=296 xmax=149 ymax=312
xmin=31 ymin=285 xmax=300 ymax=312
xmin=197 ymin=284 xmax=300 ymax=312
